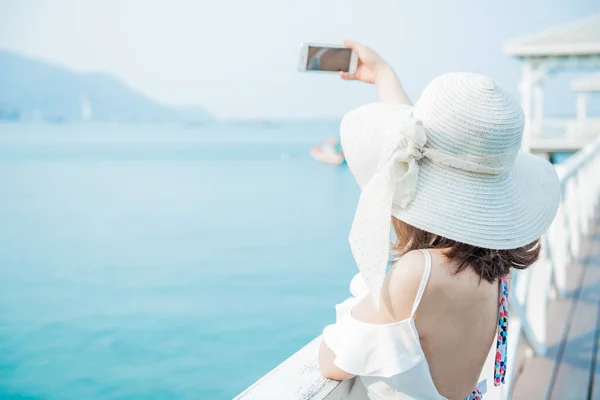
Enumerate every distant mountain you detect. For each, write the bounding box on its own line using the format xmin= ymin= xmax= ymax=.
xmin=0 ymin=51 xmax=211 ymax=123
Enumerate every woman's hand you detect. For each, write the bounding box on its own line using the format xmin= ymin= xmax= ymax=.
xmin=339 ymin=40 xmax=390 ymax=84
xmin=340 ymin=40 xmax=412 ymax=106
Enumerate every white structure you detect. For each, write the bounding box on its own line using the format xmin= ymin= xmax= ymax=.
xmin=571 ymin=73 xmax=600 ymax=121
xmin=504 ymin=14 xmax=600 ymax=154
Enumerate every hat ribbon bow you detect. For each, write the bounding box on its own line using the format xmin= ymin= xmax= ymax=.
xmin=348 ymin=111 xmax=514 ymax=308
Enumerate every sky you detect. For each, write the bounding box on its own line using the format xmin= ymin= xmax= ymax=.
xmin=1 ymin=0 xmax=599 ymax=119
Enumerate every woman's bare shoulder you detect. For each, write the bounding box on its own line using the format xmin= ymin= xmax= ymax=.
xmin=386 ymin=249 xmax=487 ymax=320
xmin=388 ymin=250 xmax=428 ymax=286
xmin=382 ymin=250 xmax=429 ymax=321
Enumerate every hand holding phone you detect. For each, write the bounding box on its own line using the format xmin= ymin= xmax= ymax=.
xmin=297 ymin=43 xmax=358 ymax=74
xmin=337 ymin=40 xmax=390 ymax=84
xmin=298 ymin=40 xmax=411 ymax=104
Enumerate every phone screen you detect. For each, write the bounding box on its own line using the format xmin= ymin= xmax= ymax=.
xmin=306 ymin=46 xmax=352 ymax=72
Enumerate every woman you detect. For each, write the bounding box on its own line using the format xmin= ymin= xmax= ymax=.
xmin=318 ymin=41 xmax=560 ymax=400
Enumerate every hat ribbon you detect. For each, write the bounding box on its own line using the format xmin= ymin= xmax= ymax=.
xmin=349 ymin=111 xmax=516 ymax=308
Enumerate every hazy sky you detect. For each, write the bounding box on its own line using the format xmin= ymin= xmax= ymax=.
xmin=1 ymin=0 xmax=599 ymax=118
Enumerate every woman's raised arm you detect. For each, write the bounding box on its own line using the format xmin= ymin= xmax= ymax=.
xmin=340 ymin=41 xmax=412 ymax=106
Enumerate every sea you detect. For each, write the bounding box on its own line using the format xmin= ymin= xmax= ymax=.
xmin=0 ymin=121 xmax=360 ymax=400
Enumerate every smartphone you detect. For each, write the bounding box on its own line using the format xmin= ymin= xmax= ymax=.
xmin=297 ymin=43 xmax=358 ymax=74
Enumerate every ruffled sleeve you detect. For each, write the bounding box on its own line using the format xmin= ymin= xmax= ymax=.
xmin=322 ymin=273 xmax=425 ymax=378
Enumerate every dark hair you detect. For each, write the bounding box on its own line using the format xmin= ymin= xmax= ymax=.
xmin=391 ymin=218 xmax=540 ymax=283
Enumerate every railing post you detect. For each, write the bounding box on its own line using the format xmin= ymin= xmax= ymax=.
xmin=549 ymin=204 xmax=569 ymax=297
xmin=567 ymin=179 xmax=581 ymax=263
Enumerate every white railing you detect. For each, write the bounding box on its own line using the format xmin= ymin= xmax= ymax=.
xmin=234 ymin=137 xmax=600 ymax=400
xmin=486 ymin=136 xmax=600 ymax=400
xmin=503 ymin=135 xmax=600 ymax=398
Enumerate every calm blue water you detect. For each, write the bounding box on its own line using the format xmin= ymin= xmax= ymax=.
xmin=0 ymin=122 xmax=359 ymax=400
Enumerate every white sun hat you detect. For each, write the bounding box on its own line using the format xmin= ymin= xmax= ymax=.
xmin=340 ymin=72 xmax=560 ymax=306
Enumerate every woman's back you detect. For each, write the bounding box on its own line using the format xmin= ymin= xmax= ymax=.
xmin=414 ymin=250 xmax=498 ymax=399
xmin=348 ymin=249 xmax=499 ymax=399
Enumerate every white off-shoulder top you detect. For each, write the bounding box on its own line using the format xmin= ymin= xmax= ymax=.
xmin=322 ymin=249 xmax=502 ymax=400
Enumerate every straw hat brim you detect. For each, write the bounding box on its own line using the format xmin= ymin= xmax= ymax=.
xmin=343 ymin=103 xmax=560 ymax=250
xmin=392 ymin=151 xmax=559 ymax=249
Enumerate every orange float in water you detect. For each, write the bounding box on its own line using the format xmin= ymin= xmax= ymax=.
xmin=310 ymin=138 xmax=345 ymax=166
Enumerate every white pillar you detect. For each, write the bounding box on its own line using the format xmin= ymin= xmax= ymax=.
xmin=577 ymin=92 xmax=588 ymax=121
xmin=533 ymin=81 xmax=544 ymax=137
xmin=576 ymin=93 xmax=588 ymax=120
xmin=520 ymin=61 xmax=533 ymax=152
xmin=576 ymin=93 xmax=589 ymax=139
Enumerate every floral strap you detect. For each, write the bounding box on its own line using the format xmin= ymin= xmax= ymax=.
xmin=465 ymin=276 xmax=509 ymax=400
xmin=465 ymin=386 xmax=483 ymax=400
xmin=495 ymin=276 xmax=509 ymax=386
